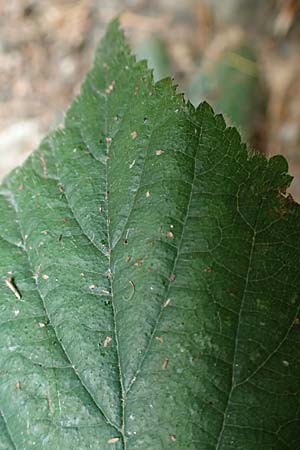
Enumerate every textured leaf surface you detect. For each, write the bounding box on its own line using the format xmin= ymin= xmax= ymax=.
xmin=1 ymin=19 xmax=300 ymax=450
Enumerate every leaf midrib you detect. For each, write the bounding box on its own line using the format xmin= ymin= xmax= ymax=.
xmin=102 ymin=68 xmax=127 ymax=448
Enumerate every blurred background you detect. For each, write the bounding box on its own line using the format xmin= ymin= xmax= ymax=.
xmin=1 ymin=0 xmax=300 ymax=197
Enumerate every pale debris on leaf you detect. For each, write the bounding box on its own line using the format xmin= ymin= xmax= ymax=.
xmin=162 ymin=357 xmax=169 ymax=370
xmin=105 ymin=80 xmax=116 ymax=94
xmin=5 ymin=278 xmax=21 ymax=300
xmin=166 ymin=231 xmax=174 ymax=238
xmin=164 ymin=298 xmax=171 ymax=307
xmin=104 ymin=336 xmax=112 ymax=347
xmin=107 ymin=437 xmax=120 ymax=444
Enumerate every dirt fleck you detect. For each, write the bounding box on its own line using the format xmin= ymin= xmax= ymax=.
xmin=104 ymin=336 xmax=112 ymax=348
xmin=15 ymin=381 xmax=21 ymax=390
xmin=105 ymin=80 xmax=115 ymax=94
xmin=5 ymin=277 xmax=21 ymax=300
xmin=229 ymin=288 xmax=237 ymax=298
xmin=162 ymin=357 xmax=169 ymax=370
xmin=134 ymin=257 xmax=143 ymax=267
xmin=164 ymin=298 xmax=171 ymax=307
xmin=131 ymin=131 xmax=138 ymax=139
xmin=169 ymin=274 xmax=176 ymax=281
xmin=155 ymin=336 xmax=164 ymax=344
xmin=155 ymin=149 xmax=164 ymax=156
xmin=126 ymin=255 xmax=131 ymax=262
xmin=166 ymin=231 xmax=174 ymax=238
xmin=107 ymin=437 xmax=119 ymax=444
xmin=204 ymin=266 xmax=212 ymax=273
xmin=169 ymin=434 xmax=177 ymax=442
xmin=293 ymin=317 xmax=300 ymax=326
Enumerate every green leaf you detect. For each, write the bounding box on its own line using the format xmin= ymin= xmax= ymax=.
xmin=1 ymin=18 xmax=300 ymax=449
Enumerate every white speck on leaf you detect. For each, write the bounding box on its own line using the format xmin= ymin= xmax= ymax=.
xmin=104 ymin=336 xmax=112 ymax=347
xmin=105 ymin=80 xmax=115 ymax=94
xmin=164 ymin=298 xmax=171 ymax=307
